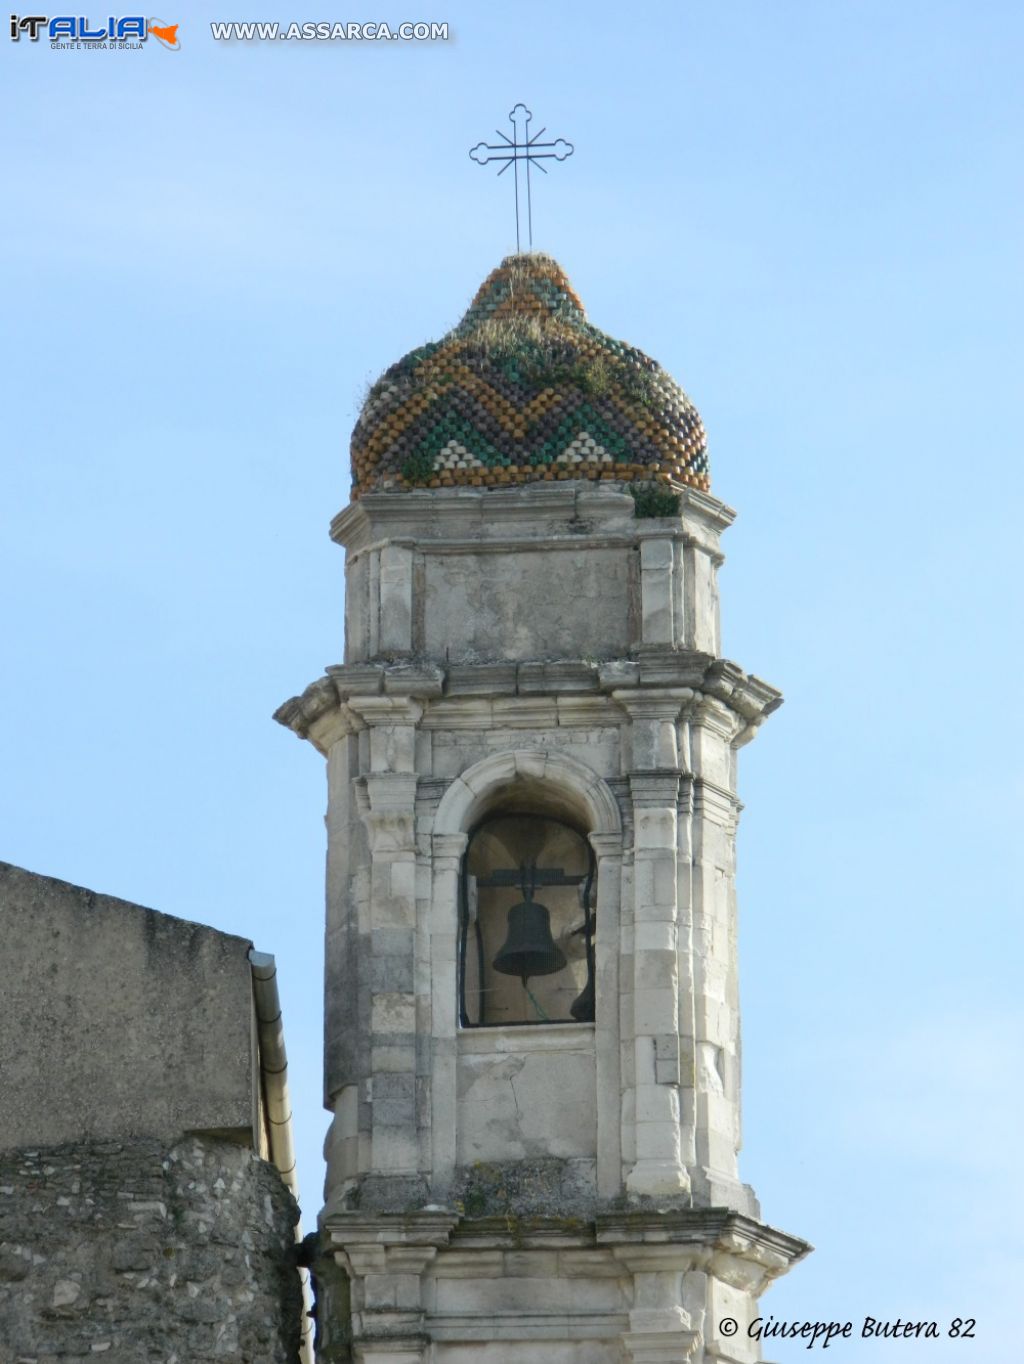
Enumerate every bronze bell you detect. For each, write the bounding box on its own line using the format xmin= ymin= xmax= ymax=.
xmin=492 ymin=896 xmax=567 ymax=987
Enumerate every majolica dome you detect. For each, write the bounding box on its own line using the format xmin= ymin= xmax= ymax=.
xmin=351 ymin=253 xmax=709 ymax=497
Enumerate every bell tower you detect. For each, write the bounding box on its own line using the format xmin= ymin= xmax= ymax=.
xmin=277 ymin=254 xmax=809 ymax=1362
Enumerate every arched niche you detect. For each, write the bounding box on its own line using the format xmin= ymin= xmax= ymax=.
xmin=432 ymin=749 xmax=622 ymax=842
xmin=428 ymin=750 xmax=625 ymax=1187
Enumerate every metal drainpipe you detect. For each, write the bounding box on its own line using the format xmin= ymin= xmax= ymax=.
xmin=249 ymin=949 xmax=314 ymax=1364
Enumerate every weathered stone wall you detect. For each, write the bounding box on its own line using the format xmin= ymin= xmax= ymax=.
xmin=0 ymin=1135 xmax=302 ymax=1364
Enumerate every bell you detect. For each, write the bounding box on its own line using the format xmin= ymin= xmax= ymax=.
xmin=569 ymin=973 xmax=595 ymax=1023
xmin=492 ymin=897 xmax=567 ymax=986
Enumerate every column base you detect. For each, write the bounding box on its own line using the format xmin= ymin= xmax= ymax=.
xmin=318 ymin=1206 xmax=810 ymax=1364
xmin=626 ymin=1159 xmax=691 ymax=1200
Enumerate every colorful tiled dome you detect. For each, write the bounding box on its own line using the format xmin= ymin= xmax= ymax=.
xmin=351 ymin=253 xmax=709 ymax=497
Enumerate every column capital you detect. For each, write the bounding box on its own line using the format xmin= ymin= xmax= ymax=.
xmin=346 ymin=696 xmax=424 ymax=727
xmin=362 ymin=775 xmax=419 ymax=852
xmin=588 ymin=831 xmax=623 ymax=860
xmin=629 ymin=771 xmax=682 ymax=807
xmin=615 ymin=690 xmax=693 ymax=770
xmin=612 ymin=687 xmax=696 ymax=720
xmin=431 ymin=831 xmax=469 ymax=862
xmin=365 ymin=773 xmax=419 ymax=808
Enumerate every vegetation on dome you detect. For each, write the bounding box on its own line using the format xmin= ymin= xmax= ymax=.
xmin=628 ymin=482 xmax=682 ymax=518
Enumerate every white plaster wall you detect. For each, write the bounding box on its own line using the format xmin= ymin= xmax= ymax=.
xmin=456 ymin=1027 xmax=597 ymax=1163
xmin=422 ymin=546 xmax=634 ymax=661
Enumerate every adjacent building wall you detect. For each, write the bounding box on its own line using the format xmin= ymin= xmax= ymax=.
xmin=0 ymin=861 xmax=256 ymax=1152
xmin=0 ymin=1135 xmax=301 ymax=1363
xmin=0 ymin=861 xmax=304 ymax=1364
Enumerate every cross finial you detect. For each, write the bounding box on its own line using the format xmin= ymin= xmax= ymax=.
xmin=469 ymin=103 xmax=574 ymax=252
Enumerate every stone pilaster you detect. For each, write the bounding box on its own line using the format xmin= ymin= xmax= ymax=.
xmin=347 ymin=698 xmax=423 ymax=1187
xmin=324 ymin=1212 xmax=457 ymax=1364
xmin=686 ymin=695 xmax=749 ymax=1211
xmin=625 ymin=769 xmax=687 ymax=1200
xmin=590 ymin=830 xmax=624 ymax=1200
xmin=600 ymin=1213 xmax=808 ymax=1364
xmin=427 ymin=830 xmax=467 ymax=1196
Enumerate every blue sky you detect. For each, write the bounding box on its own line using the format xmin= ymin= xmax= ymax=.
xmin=3 ymin=3 xmax=1022 ymax=1357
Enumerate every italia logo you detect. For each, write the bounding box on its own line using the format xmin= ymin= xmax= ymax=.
xmin=9 ymin=15 xmax=180 ymax=47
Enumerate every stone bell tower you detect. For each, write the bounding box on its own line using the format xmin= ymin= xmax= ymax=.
xmin=276 ymin=254 xmax=809 ymax=1363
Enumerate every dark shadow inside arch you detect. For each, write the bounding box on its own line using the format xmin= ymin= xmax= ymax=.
xmin=458 ymin=809 xmax=596 ymax=1028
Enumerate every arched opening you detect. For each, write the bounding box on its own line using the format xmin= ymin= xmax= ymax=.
xmin=459 ymin=811 xmax=595 ymax=1027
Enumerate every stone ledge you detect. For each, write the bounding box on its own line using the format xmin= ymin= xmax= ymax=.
xmin=331 ymin=483 xmax=735 ymax=553
xmin=428 ymin=1311 xmax=629 ymax=1341
xmin=275 ymin=653 xmax=782 ymax=752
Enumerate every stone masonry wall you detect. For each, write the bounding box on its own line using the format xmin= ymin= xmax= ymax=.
xmin=0 ymin=1135 xmax=302 ymax=1364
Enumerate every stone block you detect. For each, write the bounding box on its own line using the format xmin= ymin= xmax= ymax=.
xmin=371 ymin=891 xmax=418 ymax=932
xmin=383 ymin=664 xmax=445 ymax=698
xmin=369 ymin=956 xmax=415 ymax=993
xmin=371 ymin=1126 xmax=419 ymax=1172
xmin=633 ymin=922 xmax=675 ymax=954
xmin=372 ymin=1046 xmax=416 ymax=1074
xmin=372 ymin=928 xmax=415 ymax=960
xmin=654 ymin=1035 xmax=681 ymax=1087
xmin=634 ymin=988 xmax=678 ymax=1037
xmin=372 ymin=994 xmax=417 ymax=1035
xmin=373 ymin=1073 xmax=417 ymax=1127
xmin=633 ymin=1120 xmax=682 ymax=1162
xmin=517 ymin=662 xmax=599 ymax=694
xmin=634 ymin=949 xmax=677 ymax=992
xmin=640 ymin=537 xmax=675 ymax=646
xmin=446 ymin=664 xmax=519 ymax=696
xmin=634 ymin=1084 xmax=680 ymax=1124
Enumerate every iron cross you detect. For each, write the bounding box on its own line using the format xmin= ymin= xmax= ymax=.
xmin=469 ymin=104 xmax=574 ymax=252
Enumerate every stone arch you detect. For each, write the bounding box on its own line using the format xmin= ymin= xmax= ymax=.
xmin=432 ymin=749 xmax=621 ymax=841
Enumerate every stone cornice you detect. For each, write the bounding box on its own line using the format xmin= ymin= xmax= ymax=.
xmin=330 ymin=483 xmax=736 ymax=555
xmin=597 ymin=1208 xmax=811 ymax=1287
xmin=368 ymin=1207 xmax=810 ymax=1279
xmin=323 ymin=1209 xmax=460 ymax=1252
xmin=274 ymin=651 xmax=782 ymax=755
